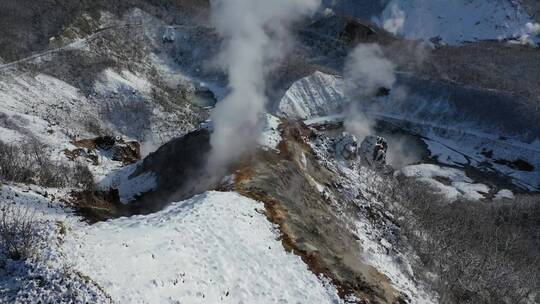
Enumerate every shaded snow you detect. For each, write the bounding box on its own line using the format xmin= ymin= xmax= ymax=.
xmin=64 ymin=191 xmax=344 ymax=303
xmin=378 ymin=0 xmax=536 ymax=45
xmin=117 ymin=171 xmax=157 ymax=203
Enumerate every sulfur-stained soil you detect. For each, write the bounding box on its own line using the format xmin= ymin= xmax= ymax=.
xmin=234 ymin=122 xmax=405 ymax=303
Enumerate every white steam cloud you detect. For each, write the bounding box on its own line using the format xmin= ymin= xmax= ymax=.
xmin=382 ymin=4 xmax=405 ymax=35
xmin=526 ymin=22 xmax=540 ymax=35
xmin=343 ymin=43 xmax=430 ymax=168
xmin=343 ymin=108 xmax=372 ymax=143
xmin=343 ymin=43 xmax=396 ymax=162
xmin=207 ymin=0 xmax=320 ymax=171
xmin=343 ymin=44 xmax=395 ymax=101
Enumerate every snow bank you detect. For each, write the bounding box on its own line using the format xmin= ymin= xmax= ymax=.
xmin=400 ymin=164 xmax=489 ymax=201
xmin=64 ymin=191 xmax=343 ymax=303
xmin=117 ymin=171 xmax=157 ymax=203
xmin=277 ymin=71 xmax=346 ymax=120
xmin=378 ymin=0 xmax=536 ymax=45
xmin=99 ymin=163 xmax=157 ymax=204
xmin=495 ymin=189 xmax=514 ymax=200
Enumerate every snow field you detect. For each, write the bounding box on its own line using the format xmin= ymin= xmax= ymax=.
xmin=64 ymin=191 xmax=344 ymax=303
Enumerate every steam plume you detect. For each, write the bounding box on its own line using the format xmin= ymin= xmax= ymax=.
xmin=383 ymin=4 xmax=405 ymax=35
xmin=343 ymin=43 xmax=396 ymax=141
xmin=207 ymin=0 xmax=320 ymax=172
xmin=343 ymin=43 xmax=434 ymax=168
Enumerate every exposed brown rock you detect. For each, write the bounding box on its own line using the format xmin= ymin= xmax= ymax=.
xmin=64 ymin=136 xmax=140 ymax=166
xmin=69 ymin=189 xmax=127 ymax=223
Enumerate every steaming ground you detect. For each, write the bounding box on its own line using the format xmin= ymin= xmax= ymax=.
xmin=1 ymin=0 xmax=540 ymax=303
xmin=206 ymin=0 xmax=320 ymax=171
xmin=343 ymin=43 xmax=396 ymax=142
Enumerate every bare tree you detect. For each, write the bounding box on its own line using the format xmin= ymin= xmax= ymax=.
xmin=0 ymin=139 xmax=95 ymax=189
xmin=370 ymin=172 xmax=540 ymax=304
xmin=0 ymin=203 xmax=39 ymax=260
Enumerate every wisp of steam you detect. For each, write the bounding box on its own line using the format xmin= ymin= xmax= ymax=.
xmin=343 ymin=43 xmax=396 ymax=141
xmin=343 ymin=43 xmax=430 ymax=168
xmin=207 ymin=0 xmax=320 ymax=173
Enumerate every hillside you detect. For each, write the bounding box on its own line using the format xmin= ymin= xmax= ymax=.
xmin=0 ymin=1 xmax=539 ymax=303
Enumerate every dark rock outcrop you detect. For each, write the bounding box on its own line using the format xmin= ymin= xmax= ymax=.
xmin=127 ymin=128 xmax=215 ymax=214
xmin=64 ymin=136 xmax=140 ymax=166
xmin=359 ymin=135 xmax=387 ymax=168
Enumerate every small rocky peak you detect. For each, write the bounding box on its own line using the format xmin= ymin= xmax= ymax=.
xmin=359 ymin=135 xmax=388 ymax=168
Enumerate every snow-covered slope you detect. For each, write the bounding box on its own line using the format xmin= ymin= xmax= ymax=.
xmin=0 ymin=73 xmax=94 ymax=145
xmin=378 ymin=0 xmax=537 ymax=45
xmin=64 ymin=191 xmax=344 ymax=303
xmin=0 ymin=184 xmax=112 ymax=303
xmin=277 ymin=71 xmax=346 ymax=120
xmin=0 ymin=8 xmax=214 ymax=182
xmin=0 ymin=62 xmax=199 ymax=149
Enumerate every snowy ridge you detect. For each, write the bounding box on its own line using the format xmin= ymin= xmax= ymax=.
xmin=64 ymin=191 xmax=344 ymax=303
